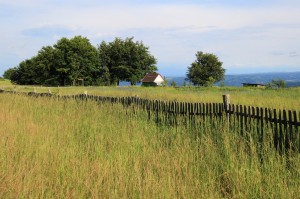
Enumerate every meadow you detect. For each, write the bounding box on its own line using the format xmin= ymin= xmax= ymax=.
xmin=0 ymin=92 xmax=299 ymax=198
xmin=1 ymin=82 xmax=300 ymax=111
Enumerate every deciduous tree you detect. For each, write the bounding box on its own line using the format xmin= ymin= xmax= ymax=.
xmin=186 ymin=51 xmax=225 ymax=86
xmin=98 ymin=37 xmax=157 ymax=85
xmin=4 ymin=36 xmax=101 ymax=86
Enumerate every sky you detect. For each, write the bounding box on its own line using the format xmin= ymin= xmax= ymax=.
xmin=0 ymin=0 xmax=300 ymax=76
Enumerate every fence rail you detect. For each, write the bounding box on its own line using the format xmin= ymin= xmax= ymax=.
xmin=1 ymin=90 xmax=299 ymax=152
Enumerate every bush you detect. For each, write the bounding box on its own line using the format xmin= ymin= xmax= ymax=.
xmin=266 ymin=79 xmax=286 ymax=88
xmin=171 ymin=81 xmax=177 ymax=87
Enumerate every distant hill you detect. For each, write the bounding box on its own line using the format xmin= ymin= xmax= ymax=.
xmin=166 ymin=71 xmax=300 ymax=87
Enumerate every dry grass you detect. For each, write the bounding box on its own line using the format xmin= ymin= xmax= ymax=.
xmin=2 ymin=85 xmax=300 ymax=111
xmin=0 ymin=94 xmax=299 ymax=198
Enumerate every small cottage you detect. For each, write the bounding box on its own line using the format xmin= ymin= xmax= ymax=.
xmin=141 ymin=72 xmax=164 ymax=86
xmin=242 ymin=83 xmax=265 ymax=88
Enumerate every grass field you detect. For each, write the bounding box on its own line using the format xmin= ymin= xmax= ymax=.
xmin=0 ymin=78 xmax=12 ymax=86
xmin=0 ymin=94 xmax=299 ymax=198
xmin=1 ymin=81 xmax=300 ymax=111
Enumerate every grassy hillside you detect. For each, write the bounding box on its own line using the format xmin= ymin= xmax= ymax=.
xmin=2 ymin=85 xmax=300 ymax=111
xmin=0 ymin=78 xmax=12 ymax=86
xmin=0 ymin=94 xmax=299 ymax=198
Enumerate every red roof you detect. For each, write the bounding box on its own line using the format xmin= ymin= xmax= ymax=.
xmin=141 ymin=73 xmax=162 ymax=82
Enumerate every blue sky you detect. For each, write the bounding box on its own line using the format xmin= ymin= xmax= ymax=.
xmin=0 ymin=0 xmax=300 ymax=76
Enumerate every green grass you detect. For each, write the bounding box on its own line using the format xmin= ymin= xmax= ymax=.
xmin=2 ymin=85 xmax=300 ymax=111
xmin=0 ymin=94 xmax=299 ymax=198
xmin=0 ymin=78 xmax=12 ymax=87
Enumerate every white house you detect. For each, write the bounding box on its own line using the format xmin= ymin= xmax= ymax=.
xmin=141 ymin=72 xmax=164 ymax=86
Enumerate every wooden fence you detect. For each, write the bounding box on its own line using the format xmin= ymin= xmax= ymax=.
xmin=1 ymin=90 xmax=299 ymax=153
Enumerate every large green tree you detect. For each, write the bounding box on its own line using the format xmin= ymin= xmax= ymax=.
xmin=54 ymin=36 xmax=101 ymax=86
xmin=186 ymin=51 xmax=225 ymax=86
xmin=3 ymin=67 xmax=17 ymax=80
xmin=5 ymin=36 xmax=101 ymax=86
xmin=98 ymin=37 xmax=157 ymax=85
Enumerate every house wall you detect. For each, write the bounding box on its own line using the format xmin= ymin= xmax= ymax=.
xmin=154 ymin=75 xmax=164 ymax=86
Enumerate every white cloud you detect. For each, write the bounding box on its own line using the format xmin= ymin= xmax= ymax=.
xmin=1 ymin=1 xmax=300 ymax=75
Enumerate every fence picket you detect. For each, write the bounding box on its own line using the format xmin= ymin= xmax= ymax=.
xmin=293 ymin=111 xmax=299 ymax=152
xmin=283 ymin=110 xmax=288 ymax=151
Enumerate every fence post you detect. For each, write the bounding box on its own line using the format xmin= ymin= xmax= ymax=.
xmin=222 ymin=94 xmax=230 ymax=115
xmin=223 ymin=94 xmax=230 ymax=126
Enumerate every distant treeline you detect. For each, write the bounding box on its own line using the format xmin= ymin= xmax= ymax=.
xmin=3 ymin=36 xmax=157 ymax=86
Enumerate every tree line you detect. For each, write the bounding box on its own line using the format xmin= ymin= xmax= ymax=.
xmin=3 ymin=36 xmax=157 ymax=86
xmin=3 ymin=35 xmax=226 ymax=86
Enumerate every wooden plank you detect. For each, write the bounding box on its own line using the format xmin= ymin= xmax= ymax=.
xmin=264 ymin=108 xmax=268 ymax=126
xmin=174 ymin=102 xmax=178 ymax=115
xmin=209 ymin=103 xmax=213 ymax=120
xmin=244 ymin=106 xmax=248 ymax=133
xmin=202 ymin=103 xmax=206 ymax=120
xmin=293 ymin=111 xmax=299 ymax=152
xmin=260 ymin=107 xmax=264 ymax=144
xmin=214 ymin=103 xmax=218 ymax=116
xmin=188 ymin=103 xmax=193 ymax=123
xmin=180 ymin=102 xmax=183 ymax=115
xmin=273 ymin=109 xmax=279 ymax=150
xmin=172 ymin=101 xmax=176 ymax=125
xmin=233 ymin=104 xmax=237 ymax=130
xmin=248 ymin=106 xmax=254 ymax=132
xmin=199 ymin=103 xmax=203 ymax=116
xmin=256 ymin=107 xmax=260 ymax=141
xmin=219 ymin=103 xmax=222 ymax=116
xmin=278 ymin=110 xmax=284 ymax=152
xmin=185 ymin=102 xmax=188 ymax=115
xmin=178 ymin=102 xmax=182 ymax=114
xmin=288 ymin=110 xmax=293 ymax=150
xmin=162 ymin=101 xmax=166 ymax=123
xmin=147 ymin=100 xmax=151 ymax=121
xmin=283 ymin=110 xmax=288 ymax=151
xmin=195 ymin=103 xmax=199 ymax=116
xmin=165 ymin=101 xmax=169 ymax=122
xmin=239 ymin=105 xmax=244 ymax=135
xmin=193 ymin=103 xmax=197 ymax=115
xmin=228 ymin=104 xmax=232 ymax=124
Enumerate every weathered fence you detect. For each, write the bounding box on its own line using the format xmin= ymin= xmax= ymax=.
xmin=1 ymin=90 xmax=299 ymax=152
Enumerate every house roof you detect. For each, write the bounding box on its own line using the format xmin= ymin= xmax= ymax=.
xmin=141 ymin=72 xmax=163 ymax=82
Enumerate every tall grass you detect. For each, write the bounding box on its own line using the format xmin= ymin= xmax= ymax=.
xmin=0 ymin=79 xmax=12 ymax=87
xmin=2 ymin=85 xmax=300 ymax=111
xmin=0 ymin=94 xmax=299 ymax=198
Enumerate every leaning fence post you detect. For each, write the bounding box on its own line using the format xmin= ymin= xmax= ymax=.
xmin=223 ymin=94 xmax=230 ymax=123
xmin=223 ymin=94 xmax=230 ymax=111
xmin=83 ymin=91 xmax=88 ymax=100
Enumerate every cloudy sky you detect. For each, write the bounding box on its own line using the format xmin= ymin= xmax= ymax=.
xmin=1 ymin=0 xmax=300 ymax=76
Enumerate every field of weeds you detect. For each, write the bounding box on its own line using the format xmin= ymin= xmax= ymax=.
xmin=1 ymin=83 xmax=300 ymax=111
xmin=0 ymin=93 xmax=299 ymax=198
